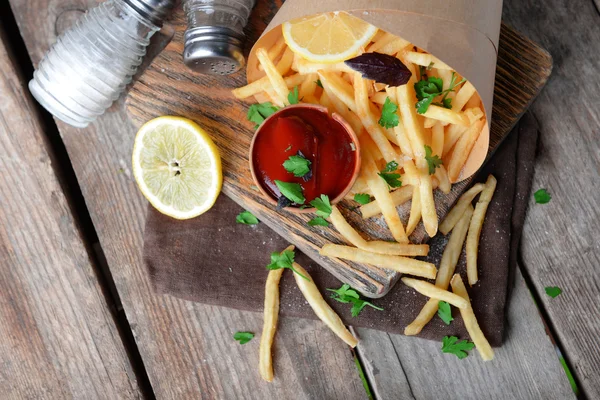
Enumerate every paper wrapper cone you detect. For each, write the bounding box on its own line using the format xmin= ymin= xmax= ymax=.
xmin=246 ymin=0 xmax=503 ymax=181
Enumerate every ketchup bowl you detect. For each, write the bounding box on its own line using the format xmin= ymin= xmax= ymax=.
xmin=249 ymin=104 xmax=361 ymax=214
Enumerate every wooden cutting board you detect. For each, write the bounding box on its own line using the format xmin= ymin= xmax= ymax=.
xmin=126 ymin=2 xmax=552 ymax=298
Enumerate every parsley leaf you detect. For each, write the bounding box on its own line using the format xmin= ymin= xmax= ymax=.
xmin=236 ymin=210 xmax=259 ymax=225
xmin=247 ymin=102 xmax=279 ymax=129
xmin=414 ymin=73 xmax=465 ymax=114
xmin=310 ymin=195 xmax=332 ymax=218
xmin=233 ymin=331 xmax=254 ymax=344
xmin=266 ymin=248 xmax=310 ymax=281
xmin=288 ymin=86 xmax=300 ymax=105
xmin=283 ymin=154 xmax=312 ymax=178
xmin=378 ymin=161 xmax=402 ymax=189
xmin=424 ymin=145 xmax=443 ymax=175
xmin=441 ymin=336 xmax=475 ymax=359
xmin=274 ymin=180 xmax=305 ymax=204
xmin=545 ymin=286 xmax=562 ymax=298
xmin=378 ymin=97 xmax=399 ymax=128
xmin=327 ymin=284 xmax=383 ymax=317
xmin=308 ymin=216 xmax=329 ymax=226
xmin=315 ymin=79 xmax=323 ymax=88
xmin=437 ymin=301 xmax=453 ymax=325
xmin=354 ymin=193 xmax=371 ymax=204
xmin=534 ymin=188 xmax=551 ymax=204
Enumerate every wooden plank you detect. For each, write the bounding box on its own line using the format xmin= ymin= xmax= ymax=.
xmin=502 ymin=0 xmax=600 ymax=397
xmin=0 ymin=27 xmax=141 ymax=399
xmin=356 ymin=269 xmax=575 ymax=399
xmin=8 ymin=0 xmax=367 ymax=398
xmin=125 ymin=5 xmax=552 ymax=298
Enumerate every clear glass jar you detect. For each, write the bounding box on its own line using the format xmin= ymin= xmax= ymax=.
xmin=29 ymin=0 xmax=171 ymax=128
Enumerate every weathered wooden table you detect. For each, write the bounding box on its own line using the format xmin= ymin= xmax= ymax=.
xmin=1 ymin=0 xmax=598 ymax=398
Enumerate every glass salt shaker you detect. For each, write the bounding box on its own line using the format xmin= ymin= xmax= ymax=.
xmin=29 ymin=0 xmax=175 ymax=128
xmin=183 ymin=0 xmax=256 ymax=75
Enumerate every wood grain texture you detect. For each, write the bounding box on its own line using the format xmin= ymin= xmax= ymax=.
xmin=125 ymin=5 xmax=552 ymax=298
xmin=9 ymin=0 xmax=367 ymax=398
xmin=0 ymin=27 xmax=141 ymax=399
xmin=503 ymin=0 xmax=600 ymax=397
xmin=356 ymin=268 xmax=575 ymax=400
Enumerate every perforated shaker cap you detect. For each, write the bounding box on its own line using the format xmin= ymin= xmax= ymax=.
xmin=183 ymin=26 xmax=245 ymax=75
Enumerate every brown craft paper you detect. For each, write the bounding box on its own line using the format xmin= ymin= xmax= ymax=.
xmin=246 ymin=0 xmax=503 ymax=181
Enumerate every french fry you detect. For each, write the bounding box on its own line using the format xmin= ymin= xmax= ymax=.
xmin=232 ymin=72 xmax=305 ymax=100
xmin=371 ymin=30 xmax=384 ymax=42
xmin=404 ymin=51 xmax=452 ymax=70
xmin=330 ymin=206 xmax=429 ymax=256
xmin=275 ymin=47 xmax=294 ymax=76
xmin=370 ymin=91 xmax=388 ymax=105
xmin=406 ymin=186 xmax=421 ymax=236
xmin=423 ymin=117 xmax=437 ymax=129
xmin=360 ymin=185 xmax=412 ymax=218
xmin=320 ymin=244 xmax=437 ymax=279
xmin=355 ymin=75 xmax=399 ymax=163
xmin=439 ymin=183 xmax=485 ymax=234
xmin=362 ymin=147 xmax=408 ymax=242
xmin=443 ymin=123 xmax=468 ymax=157
xmin=404 ymin=206 xmax=474 ymax=335
xmin=402 ymin=159 xmax=420 ymax=186
xmin=259 ymin=245 xmax=293 ymax=382
xmin=431 ymin=123 xmax=444 ymax=159
xmin=299 ymin=73 xmax=318 ymax=100
xmin=451 ymin=274 xmax=495 ymax=361
xmin=256 ymin=47 xmax=289 ymax=105
xmin=318 ymin=71 xmax=357 ymax=113
xmin=423 ymin=105 xmax=470 ymax=126
xmin=466 ymin=175 xmax=497 ymax=285
xmin=384 ymin=87 xmax=413 ymax=158
xmin=351 ymin=176 xmax=369 ymax=194
xmin=296 ymin=58 xmax=354 ymax=74
xmin=465 ymin=94 xmax=481 ymax=110
xmin=447 ymin=119 xmax=485 ymax=182
xmin=453 ymin=81 xmax=476 ymax=111
xmin=367 ymin=32 xmax=397 ymax=53
xmin=417 ymin=159 xmax=438 ymax=236
xmin=257 ymin=36 xmax=286 ymax=71
xmin=435 ymin=165 xmax=451 ymax=194
xmin=396 ymin=76 xmax=426 ymax=158
xmin=401 ymin=277 xmax=468 ymax=309
xmin=319 ymin=89 xmax=334 ymax=112
xmin=292 ymin=262 xmax=358 ymax=347
xmin=379 ymin=38 xmax=411 ymax=55
xmin=373 ymin=82 xmax=387 ymax=92
xmin=303 ymin=94 xmax=320 ymax=104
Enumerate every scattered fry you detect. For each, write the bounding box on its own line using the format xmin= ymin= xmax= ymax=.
xmin=404 ymin=205 xmax=474 ymax=335
xmin=292 ymin=262 xmax=358 ymax=347
xmin=259 ymin=245 xmax=293 ymax=382
xmin=417 ymin=159 xmax=438 ymax=236
xmin=439 ymin=183 xmax=485 ymax=235
xmin=321 ymin=244 xmax=436 ymax=279
xmin=451 ymin=274 xmax=495 ymax=360
xmin=466 ymin=175 xmax=497 ymax=285
xmin=401 ymin=277 xmax=468 ymax=309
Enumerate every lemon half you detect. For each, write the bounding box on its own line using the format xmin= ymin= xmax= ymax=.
xmin=282 ymin=12 xmax=378 ymax=63
xmin=132 ymin=116 xmax=222 ymax=220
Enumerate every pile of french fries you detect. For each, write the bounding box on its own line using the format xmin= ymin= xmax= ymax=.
xmin=235 ymin=22 xmax=499 ymax=380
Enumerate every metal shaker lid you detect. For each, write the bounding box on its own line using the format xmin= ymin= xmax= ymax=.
xmin=124 ymin=0 xmax=176 ymax=26
xmin=183 ymin=26 xmax=245 ymax=75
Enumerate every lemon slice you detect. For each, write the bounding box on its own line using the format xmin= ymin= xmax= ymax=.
xmin=132 ymin=116 xmax=222 ymax=220
xmin=282 ymin=12 xmax=377 ymax=63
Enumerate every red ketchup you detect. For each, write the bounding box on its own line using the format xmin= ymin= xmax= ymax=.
xmin=252 ymin=106 xmax=357 ymax=207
